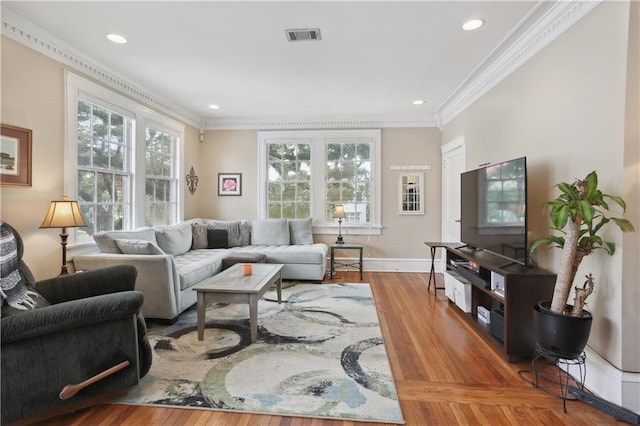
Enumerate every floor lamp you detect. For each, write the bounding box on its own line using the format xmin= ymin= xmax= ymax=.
xmin=335 ymin=204 xmax=346 ymax=244
xmin=40 ymin=196 xmax=87 ymax=275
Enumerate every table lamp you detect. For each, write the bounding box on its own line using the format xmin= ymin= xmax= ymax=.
xmin=40 ymin=196 xmax=87 ymax=275
xmin=335 ymin=204 xmax=346 ymax=244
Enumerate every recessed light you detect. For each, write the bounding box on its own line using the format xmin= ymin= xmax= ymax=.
xmin=462 ymin=19 xmax=484 ymax=31
xmin=106 ymin=34 xmax=127 ymax=44
xmin=208 ymin=104 xmax=220 ymax=110
xmin=412 ymin=100 xmax=425 ymax=105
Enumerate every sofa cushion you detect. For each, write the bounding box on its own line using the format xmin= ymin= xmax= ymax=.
xmin=94 ymin=228 xmax=157 ymax=254
xmin=191 ymin=224 xmax=209 ymax=250
xmin=289 ymin=218 xmax=313 ymax=245
xmin=251 ymin=219 xmax=290 ymax=245
xmin=155 ymin=223 xmax=192 ymax=255
xmin=207 ymin=229 xmax=228 ymax=249
xmin=202 ymin=220 xmax=242 ymax=247
xmin=114 ymin=239 xmax=165 ymax=255
xmin=235 ymin=244 xmax=326 ymax=264
xmin=173 ymin=250 xmax=226 ymax=290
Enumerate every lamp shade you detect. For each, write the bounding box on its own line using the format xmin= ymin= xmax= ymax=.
xmin=334 ymin=205 xmax=346 ymax=219
xmin=40 ymin=197 xmax=87 ymax=229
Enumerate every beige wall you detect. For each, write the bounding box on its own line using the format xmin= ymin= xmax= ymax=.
xmin=442 ymin=2 xmax=638 ymax=373
xmin=1 ymin=36 xmax=201 ymax=280
xmin=200 ymin=127 xmax=442 ymax=261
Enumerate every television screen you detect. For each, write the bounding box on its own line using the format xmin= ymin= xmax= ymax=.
xmin=460 ymin=157 xmax=528 ymax=265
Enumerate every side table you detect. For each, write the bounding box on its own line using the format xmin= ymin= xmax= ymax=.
xmin=330 ymin=244 xmax=364 ymax=280
xmin=423 ymin=242 xmax=452 ymax=295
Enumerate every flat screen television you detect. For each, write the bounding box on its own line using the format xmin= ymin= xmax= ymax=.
xmin=460 ymin=156 xmax=528 ymax=265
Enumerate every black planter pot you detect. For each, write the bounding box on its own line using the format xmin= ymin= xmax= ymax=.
xmin=533 ymin=301 xmax=593 ymax=359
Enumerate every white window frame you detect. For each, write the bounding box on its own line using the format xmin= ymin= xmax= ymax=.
xmin=257 ymin=129 xmax=382 ymax=236
xmin=65 ymin=72 xmax=185 ymax=244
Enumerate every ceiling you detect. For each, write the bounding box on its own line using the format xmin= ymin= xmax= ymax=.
xmin=2 ymin=1 xmax=551 ymax=128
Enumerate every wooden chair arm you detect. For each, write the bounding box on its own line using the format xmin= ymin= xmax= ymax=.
xmin=59 ymin=360 xmax=130 ymax=400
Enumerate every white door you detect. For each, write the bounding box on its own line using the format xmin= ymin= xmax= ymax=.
xmin=441 ymin=135 xmax=466 ymax=243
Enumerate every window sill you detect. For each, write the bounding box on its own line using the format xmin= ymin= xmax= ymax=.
xmin=312 ymin=225 xmax=382 ymax=236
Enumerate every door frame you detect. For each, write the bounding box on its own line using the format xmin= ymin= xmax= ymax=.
xmin=441 ymin=134 xmax=467 ymax=245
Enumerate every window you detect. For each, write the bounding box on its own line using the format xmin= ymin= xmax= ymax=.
xmin=258 ymin=130 xmax=381 ymax=236
xmin=66 ymin=73 xmax=184 ymax=243
xmin=266 ymin=142 xmax=311 ymax=219
xmin=76 ymin=100 xmax=132 ymax=239
xmin=145 ymin=126 xmax=179 ymax=226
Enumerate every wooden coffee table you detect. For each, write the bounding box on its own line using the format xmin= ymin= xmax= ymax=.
xmin=192 ymin=263 xmax=283 ymax=343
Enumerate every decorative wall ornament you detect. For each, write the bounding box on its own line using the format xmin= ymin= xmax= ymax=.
xmin=186 ymin=166 xmax=199 ymax=195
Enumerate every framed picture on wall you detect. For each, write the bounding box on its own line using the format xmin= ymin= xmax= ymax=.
xmin=218 ymin=173 xmax=242 ymax=196
xmin=1 ymin=124 xmax=32 ymax=187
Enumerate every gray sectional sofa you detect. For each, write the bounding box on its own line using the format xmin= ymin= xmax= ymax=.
xmin=73 ymin=218 xmax=327 ymax=321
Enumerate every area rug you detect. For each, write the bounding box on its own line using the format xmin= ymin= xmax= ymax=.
xmin=116 ymin=283 xmax=405 ymax=424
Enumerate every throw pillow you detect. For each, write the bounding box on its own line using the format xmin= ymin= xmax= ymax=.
xmin=251 ymin=219 xmax=290 ymax=245
xmin=94 ymin=228 xmax=157 ymax=254
xmin=191 ymin=224 xmax=209 ymax=250
xmin=202 ymin=220 xmax=242 ymax=247
xmin=207 ymin=229 xmax=229 ymax=249
xmin=289 ymin=218 xmax=313 ymax=245
xmin=155 ymin=223 xmax=192 ymax=255
xmin=114 ymin=239 xmax=165 ymax=255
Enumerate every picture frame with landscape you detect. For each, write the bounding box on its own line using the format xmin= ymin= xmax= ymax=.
xmin=1 ymin=124 xmax=32 ymax=187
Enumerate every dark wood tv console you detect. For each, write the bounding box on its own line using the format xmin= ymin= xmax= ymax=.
xmin=441 ymin=244 xmax=556 ymax=362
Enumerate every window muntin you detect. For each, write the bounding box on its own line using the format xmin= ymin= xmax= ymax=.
xmin=326 ymin=142 xmax=371 ymax=224
xmin=76 ymin=100 xmax=132 ymax=239
xmin=145 ymin=127 xmax=179 ymax=226
xmin=266 ymin=143 xmax=311 ymax=219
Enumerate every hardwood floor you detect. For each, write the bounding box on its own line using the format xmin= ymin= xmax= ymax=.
xmin=41 ymin=272 xmax=618 ymax=425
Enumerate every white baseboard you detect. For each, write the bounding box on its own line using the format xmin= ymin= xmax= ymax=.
xmin=559 ymin=347 xmax=640 ymax=415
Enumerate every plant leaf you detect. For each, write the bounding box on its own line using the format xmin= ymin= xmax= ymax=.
xmin=611 ymin=217 xmax=635 ymax=232
xmin=550 ymin=205 xmax=570 ymax=229
xmin=558 ymin=182 xmax=578 ymax=198
xmin=607 ymin=195 xmax=627 ymax=211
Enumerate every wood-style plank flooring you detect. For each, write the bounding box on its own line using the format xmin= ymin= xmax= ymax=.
xmin=40 ymin=272 xmax=618 ymax=425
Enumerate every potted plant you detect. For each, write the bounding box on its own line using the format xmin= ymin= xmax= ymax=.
xmin=530 ymin=170 xmax=634 ymax=358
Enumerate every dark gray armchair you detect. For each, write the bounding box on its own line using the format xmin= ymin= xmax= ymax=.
xmin=1 ymin=223 xmax=152 ymax=424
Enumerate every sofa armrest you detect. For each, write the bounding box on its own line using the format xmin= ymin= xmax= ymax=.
xmin=1 ymin=291 xmax=144 ymax=344
xmin=73 ymin=253 xmax=181 ymax=319
xmin=0 ymin=302 xmax=142 ymax=424
xmin=36 ymin=264 xmax=137 ymax=304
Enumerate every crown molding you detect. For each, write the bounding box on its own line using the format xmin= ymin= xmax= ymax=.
xmin=204 ymin=115 xmax=440 ymax=130
xmin=438 ymin=0 xmax=603 ymax=125
xmin=1 ymin=7 xmax=202 ymax=129
xmin=2 ymin=2 xmax=601 ymax=131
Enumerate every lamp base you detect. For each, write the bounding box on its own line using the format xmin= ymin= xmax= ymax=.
xmin=335 ymin=235 xmax=345 ymax=244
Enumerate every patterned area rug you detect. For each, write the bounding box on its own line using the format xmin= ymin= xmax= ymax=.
xmin=116 ymin=283 xmax=405 ymax=424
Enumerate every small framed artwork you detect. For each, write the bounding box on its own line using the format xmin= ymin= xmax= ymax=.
xmin=1 ymin=124 xmax=32 ymax=187
xmin=218 ymin=173 xmax=242 ymax=196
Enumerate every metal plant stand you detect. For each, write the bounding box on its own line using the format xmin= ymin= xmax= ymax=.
xmin=519 ymin=345 xmax=587 ymax=413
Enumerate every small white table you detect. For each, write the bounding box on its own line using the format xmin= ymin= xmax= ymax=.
xmin=192 ymin=263 xmax=283 ymax=343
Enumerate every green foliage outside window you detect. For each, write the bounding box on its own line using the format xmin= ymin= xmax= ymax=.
xmin=76 ymin=101 xmax=130 ymax=238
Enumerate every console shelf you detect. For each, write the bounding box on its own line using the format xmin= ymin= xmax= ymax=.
xmin=443 ymin=245 xmax=556 ymax=362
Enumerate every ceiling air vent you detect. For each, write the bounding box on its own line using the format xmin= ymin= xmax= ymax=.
xmin=285 ymin=28 xmax=321 ymax=42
